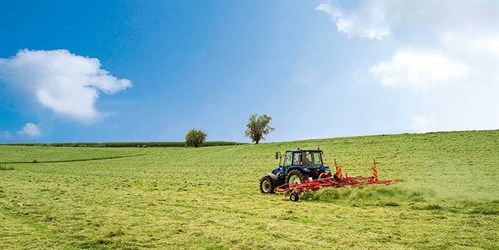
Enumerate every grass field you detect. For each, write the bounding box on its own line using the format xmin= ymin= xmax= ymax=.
xmin=0 ymin=130 xmax=498 ymax=249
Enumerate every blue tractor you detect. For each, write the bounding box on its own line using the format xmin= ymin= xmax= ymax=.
xmin=259 ymin=149 xmax=333 ymax=194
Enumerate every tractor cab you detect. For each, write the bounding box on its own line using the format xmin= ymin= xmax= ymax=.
xmin=260 ymin=148 xmax=333 ymax=194
xmin=282 ymin=149 xmax=323 ymax=169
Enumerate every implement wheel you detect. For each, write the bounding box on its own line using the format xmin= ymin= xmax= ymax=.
xmin=260 ymin=176 xmax=275 ymax=194
xmin=290 ymin=192 xmax=300 ymax=202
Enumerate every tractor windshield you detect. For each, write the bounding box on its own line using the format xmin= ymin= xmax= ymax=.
xmin=302 ymin=151 xmax=323 ymax=168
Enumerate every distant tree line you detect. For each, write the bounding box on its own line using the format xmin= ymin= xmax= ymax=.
xmin=5 ymin=114 xmax=275 ymax=148
xmin=5 ymin=141 xmax=244 ymax=148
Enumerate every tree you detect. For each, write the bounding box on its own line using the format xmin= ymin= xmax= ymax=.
xmin=245 ymin=114 xmax=274 ymax=144
xmin=185 ymin=129 xmax=207 ymax=148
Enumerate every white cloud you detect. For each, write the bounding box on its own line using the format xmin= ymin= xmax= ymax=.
xmin=318 ymin=1 xmax=497 ymax=41
xmin=316 ymin=2 xmax=390 ymax=40
xmin=17 ymin=123 xmax=41 ymax=138
xmin=369 ymin=49 xmax=468 ymax=90
xmin=0 ymin=49 xmax=132 ymax=123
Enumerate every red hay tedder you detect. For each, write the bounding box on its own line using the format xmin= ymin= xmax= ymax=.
xmin=276 ymin=159 xmax=398 ymax=202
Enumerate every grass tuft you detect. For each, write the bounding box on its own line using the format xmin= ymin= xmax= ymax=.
xmin=106 ymin=229 xmax=125 ymax=238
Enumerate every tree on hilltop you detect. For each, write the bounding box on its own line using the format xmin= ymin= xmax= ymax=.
xmin=185 ymin=129 xmax=207 ymax=147
xmin=245 ymin=114 xmax=274 ymax=144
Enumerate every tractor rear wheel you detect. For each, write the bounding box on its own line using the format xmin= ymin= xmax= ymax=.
xmin=260 ymin=176 xmax=275 ymax=194
xmin=286 ymin=169 xmax=309 ymax=184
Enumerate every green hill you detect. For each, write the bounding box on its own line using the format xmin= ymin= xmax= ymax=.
xmin=0 ymin=130 xmax=497 ymax=249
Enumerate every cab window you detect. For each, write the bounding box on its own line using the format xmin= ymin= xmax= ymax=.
xmin=302 ymin=152 xmax=314 ymax=167
xmin=283 ymin=152 xmax=292 ymax=167
xmin=292 ymin=153 xmax=301 ymax=166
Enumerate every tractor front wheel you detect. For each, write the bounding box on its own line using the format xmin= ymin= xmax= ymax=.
xmin=260 ymin=176 xmax=275 ymax=194
xmin=286 ymin=169 xmax=309 ymax=184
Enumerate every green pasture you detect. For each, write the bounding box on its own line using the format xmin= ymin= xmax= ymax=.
xmin=0 ymin=130 xmax=498 ymax=249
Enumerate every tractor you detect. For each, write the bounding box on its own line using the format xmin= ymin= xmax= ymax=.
xmin=259 ymin=148 xmax=334 ymax=194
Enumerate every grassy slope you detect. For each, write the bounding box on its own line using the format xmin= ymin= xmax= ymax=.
xmin=0 ymin=130 xmax=497 ymax=249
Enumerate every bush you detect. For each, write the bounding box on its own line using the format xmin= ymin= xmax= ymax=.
xmin=185 ymin=129 xmax=207 ymax=148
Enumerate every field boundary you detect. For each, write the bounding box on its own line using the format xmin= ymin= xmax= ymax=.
xmin=2 ymin=141 xmax=245 ymax=148
xmin=0 ymin=154 xmax=145 ymax=164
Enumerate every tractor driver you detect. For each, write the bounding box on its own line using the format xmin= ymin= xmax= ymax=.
xmin=302 ymin=152 xmax=314 ymax=167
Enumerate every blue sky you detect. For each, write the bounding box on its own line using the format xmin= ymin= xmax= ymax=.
xmin=0 ymin=1 xmax=498 ymax=143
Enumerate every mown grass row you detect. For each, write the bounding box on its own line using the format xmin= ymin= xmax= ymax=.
xmin=301 ymin=185 xmax=498 ymax=215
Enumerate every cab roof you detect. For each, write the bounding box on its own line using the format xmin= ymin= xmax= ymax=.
xmin=286 ymin=149 xmax=323 ymax=153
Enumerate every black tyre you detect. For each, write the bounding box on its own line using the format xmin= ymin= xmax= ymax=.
xmin=286 ymin=169 xmax=309 ymax=184
xmin=260 ymin=176 xmax=275 ymax=194
xmin=289 ymin=192 xmax=300 ymax=202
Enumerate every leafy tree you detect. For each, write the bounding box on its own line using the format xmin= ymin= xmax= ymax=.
xmin=185 ymin=129 xmax=207 ymax=148
xmin=245 ymin=114 xmax=274 ymax=144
